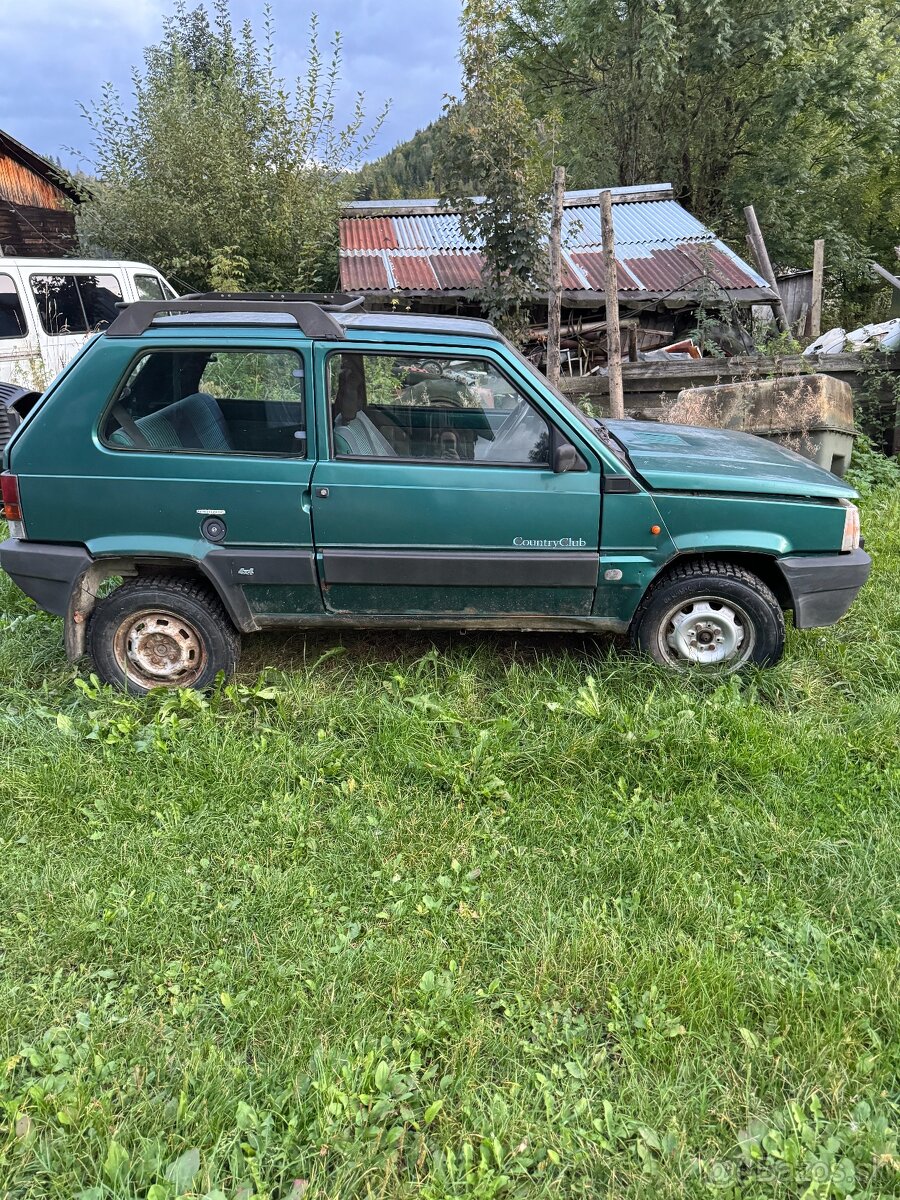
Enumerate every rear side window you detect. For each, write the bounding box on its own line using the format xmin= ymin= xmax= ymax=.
xmin=101 ymin=348 xmax=306 ymax=458
xmin=0 ymin=274 xmax=27 ymax=338
xmin=31 ymin=273 xmax=123 ymax=335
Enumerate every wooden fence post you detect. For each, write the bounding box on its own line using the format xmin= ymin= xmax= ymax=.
xmin=808 ymin=239 xmax=824 ymax=339
xmin=546 ymin=165 xmax=566 ymax=388
xmin=600 ymin=189 xmax=625 ymax=420
xmin=744 ymin=205 xmax=789 ymax=334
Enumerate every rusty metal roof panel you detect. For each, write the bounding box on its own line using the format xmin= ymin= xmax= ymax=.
xmin=708 ymin=240 xmax=767 ymax=288
xmin=560 ymin=254 xmax=586 ymax=291
xmin=340 ymin=217 xmax=398 ymax=251
xmin=429 ymin=251 xmax=484 ymax=289
xmin=571 ymin=251 xmax=643 ymax=292
xmin=389 ymin=253 xmax=441 ymax=290
xmin=621 ymin=242 xmax=766 ymax=293
xmin=621 ymin=247 xmax=700 ymax=292
xmin=340 ymin=252 xmax=391 ymax=291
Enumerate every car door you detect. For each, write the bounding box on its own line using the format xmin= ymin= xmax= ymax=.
xmin=310 ymin=342 xmax=601 ymax=616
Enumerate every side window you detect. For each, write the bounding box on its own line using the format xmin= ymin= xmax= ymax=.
xmin=327 ymin=352 xmax=551 ymax=466
xmin=78 ymin=275 xmax=124 ymax=328
xmin=31 ymin=274 xmax=85 ymax=334
xmin=102 ymin=348 xmax=306 ymax=457
xmin=0 ymin=274 xmax=27 ymax=339
xmin=134 ymin=274 xmax=165 ymax=300
xmin=31 ymin=273 xmax=123 ymax=334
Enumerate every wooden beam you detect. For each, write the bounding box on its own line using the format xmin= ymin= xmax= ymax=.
xmin=871 ymin=261 xmax=900 ymax=291
xmin=809 ymin=239 xmax=824 ymax=338
xmin=743 ymin=205 xmax=789 ymax=334
xmin=600 ymin=189 xmax=625 ymax=419
xmin=546 ymin=165 xmax=565 ymax=388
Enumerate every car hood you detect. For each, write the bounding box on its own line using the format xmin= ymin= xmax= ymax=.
xmin=604 ymin=420 xmax=857 ymax=500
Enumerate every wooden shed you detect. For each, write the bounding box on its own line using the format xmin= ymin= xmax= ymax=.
xmin=0 ymin=130 xmax=81 ymax=257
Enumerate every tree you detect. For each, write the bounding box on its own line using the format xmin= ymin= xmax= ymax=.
xmin=435 ymin=0 xmax=550 ymax=343
xmin=506 ymin=0 xmax=900 ymax=323
xmin=76 ymin=1 xmax=387 ymax=292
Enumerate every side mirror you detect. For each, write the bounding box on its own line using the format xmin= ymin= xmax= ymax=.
xmin=552 ymin=441 xmax=578 ymax=473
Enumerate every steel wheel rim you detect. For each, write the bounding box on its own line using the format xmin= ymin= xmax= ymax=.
xmin=657 ymin=595 xmax=755 ymax=671
xmin=113 ymin=609 xmax=206 ymax=689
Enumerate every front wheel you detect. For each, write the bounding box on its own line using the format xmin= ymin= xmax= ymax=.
xmin=87 ymin=576 xmax=241 ymax=694
xmin=631 ymin=560 xmax=785 ymax=672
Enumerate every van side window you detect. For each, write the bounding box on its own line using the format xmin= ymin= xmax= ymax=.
xmin=0 ymin=274 xmax=27 ymax=339
xmin=101 ymin=348 xmax=306 ymax=458
xmin=31 ymin=273 xmax=123 ymax=335
xmin=135 ymin=274 xmax=165 ymax=300
xmin=327 ymin=351 xmax=551 ymax=466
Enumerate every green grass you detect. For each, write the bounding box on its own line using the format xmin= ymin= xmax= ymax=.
xmin=1 ymin=489 xmax=899 ymax=1199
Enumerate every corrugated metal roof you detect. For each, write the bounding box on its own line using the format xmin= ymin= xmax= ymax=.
xmin=430 ymin=251 xmax=485 ymax=289
xmin=570 ymin=251 xmax=643 ymax=292
xmin=340 ymin=217 xmax=398 ymax=251
xmin=392 ymin=213 xmax=473 ymax=251
xmin=390 ymin=253 xmax=440 ymax=290
xmin=339 ymin=186 xmax=771 ymax=301
xmin=340 ymin=252 xmax=391 ymax=291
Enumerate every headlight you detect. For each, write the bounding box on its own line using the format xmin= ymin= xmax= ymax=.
xmin=839 ymin=499 xmax=860 ymax=552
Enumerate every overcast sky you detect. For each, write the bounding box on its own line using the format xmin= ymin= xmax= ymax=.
xmin=1 ymin=0 xmax=462 ymax=170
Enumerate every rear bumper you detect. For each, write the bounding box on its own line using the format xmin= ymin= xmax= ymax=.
xmin=0 ymin=538 xmax=93 ymax=616
xmin=779 ymin=548 xmax=872 ymax=629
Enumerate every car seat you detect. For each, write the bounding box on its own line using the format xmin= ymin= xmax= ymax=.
xmin=109 ymin=392 xmax=231 ymax=452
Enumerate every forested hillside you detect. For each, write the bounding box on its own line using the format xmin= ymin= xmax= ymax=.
xmin=356 ymin=116 xmax=477 ymax=200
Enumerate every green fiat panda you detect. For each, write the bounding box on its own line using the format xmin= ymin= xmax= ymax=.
xmin=0 ymin=295 xmax=871 ymax=693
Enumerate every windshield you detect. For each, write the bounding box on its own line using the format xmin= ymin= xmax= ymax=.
xmin=502 ymin=337 xmax=607 ymax=435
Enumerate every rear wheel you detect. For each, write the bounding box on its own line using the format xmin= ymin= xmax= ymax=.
xmin=631 ymin=560 xmax=785 ymax=672
xmin=87 ymin=576 xmax=240 ymax=694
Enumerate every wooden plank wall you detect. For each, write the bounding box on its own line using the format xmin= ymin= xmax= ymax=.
xmin=0 ymin=199 xmax=77 ymax=256
xmin=0 ymin=150 xmax=69 ymax=210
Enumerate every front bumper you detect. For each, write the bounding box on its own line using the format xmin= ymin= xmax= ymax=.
xmin=779 ymin=547 xmax=872 ymax=629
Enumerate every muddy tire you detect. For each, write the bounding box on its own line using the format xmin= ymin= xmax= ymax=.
xmin=87 ymin=575 xmax=240 ymax=694
xmin=631 ymin=559 xmax=785 ymax=672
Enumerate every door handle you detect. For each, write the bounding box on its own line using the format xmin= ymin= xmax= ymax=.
xmin=315 ymin=486 xmax=329 ymax=499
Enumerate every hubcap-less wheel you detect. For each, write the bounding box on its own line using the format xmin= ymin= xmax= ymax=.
xmin=659 ymin=596 xmax=755 ymax=669
xmin=113 ymin=609 xmax=206 ymax=689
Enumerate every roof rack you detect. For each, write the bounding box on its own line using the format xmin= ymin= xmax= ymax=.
xmin=105 ymin=293 xmax=365 ymax=339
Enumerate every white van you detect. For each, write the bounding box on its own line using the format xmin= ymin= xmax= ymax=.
xmin=0 ymin=258 xmax=177 ymax=392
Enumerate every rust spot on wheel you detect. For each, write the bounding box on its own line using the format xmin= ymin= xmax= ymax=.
xmin=113 ymin=609 xmax=206 ymax=689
